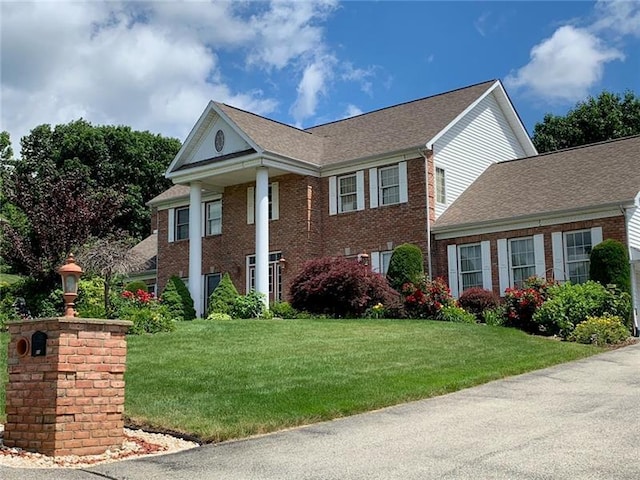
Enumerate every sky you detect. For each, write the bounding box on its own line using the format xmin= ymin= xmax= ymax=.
xmin=1 ymin=0 xmax=639 ymax=157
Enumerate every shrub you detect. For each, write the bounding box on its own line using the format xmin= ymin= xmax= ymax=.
xmin=437 ymin=305 xmax=477 ymax=324
xmin=118 ymin=289 xmax=175 ymax=335
xmin=206 ymin=311 xmax=233 ymax=321
xmin=483 ymin=306 xmax=506 ymax=327
xmin=270 ymin=301 xmax=298 ymax=319
xmin=386 ymin=244 xmax=424 ymax=292
xmin=290 ymin=256 xmax=402 ymax=318
xmin=124 ymin=280 xmax=148 ymax=294
xmin=458 ymin=288 xmax=500 ymax=322
xmin=533 ymin=281 xmax=631 ymax=338
xmin=231 ymin=290 xmax=266 ymax=319
xmin=401 ymin=277 xmax=455 ymax=319
xmin=503 ymin=285 xmax=545 ymax=333
xmin=590 ymin=239 xmax=631 ymax=293
xmin=568 ymin=314 xmax=629 ymax=346
xmin=208 ymin=273 xmax=239 ymax=315
xmin=76 ymin=277 xmax=108 ymax=318
xmin=161 ymin=276 xmax=196 ymax=321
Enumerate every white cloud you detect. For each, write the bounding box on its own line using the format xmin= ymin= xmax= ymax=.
xmin=592 ymin=0 xmax=640 ymax=38
xmin=474 ymin=12 xmax=490 ymax=37
xmin=0 ymin=0 xmax=345 ymax=154
xmin=342 ymin=104 xmax=363 ymax=119
xmin=341 ymin=63 xmax=377 ymax=96
xmin=505 ymin=25 xmax=623 ymax=102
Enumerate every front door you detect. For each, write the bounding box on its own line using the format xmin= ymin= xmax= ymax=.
xmin=246 ymin=252 xmax=282 ymax=303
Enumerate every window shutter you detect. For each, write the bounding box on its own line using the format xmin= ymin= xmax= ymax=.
xmin=356 ymin=170 xmax=365 ymax=211
xmin=447 ymin=244 xmax=459 ymax=298
xmin=551 ymin=232 xmax=565 ymax=281
xmin=591 ymin=226 xmax=603 ymax=246
xmin=329 ymin=176 xmax=337 ymax=215
xmin=201 ymin=203 xmax=206 ymax=237
xmin=369 ymin=168 xmax=378 ymax=208
xmin=534 ymin=234 xmax=546 ymax=279
xmin=168 ymin=208 xmax=175 ymax=243
xmin=481 ymin=240 xmax=492 ymax=291
xmin=398 ymin=161 xmax=408 ymax=204
xmin=247 ymin=187 xmax=255 ymax=224
xmin=371 ymin=251 xmax=381 ymax=273
xmin=271 ymin=182 xmax=279 ymax=220
xmin=497 ymin=238 xmax=509 ymax=294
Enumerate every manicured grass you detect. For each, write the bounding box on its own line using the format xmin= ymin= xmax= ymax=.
xmin=0 ymin=319 xmax=604 ymax=442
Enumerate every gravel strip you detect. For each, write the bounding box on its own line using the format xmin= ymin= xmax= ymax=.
xmin=0 ymin=424 xmax=199 ymax=469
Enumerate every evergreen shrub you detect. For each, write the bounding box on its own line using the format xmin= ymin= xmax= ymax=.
xmin=208 ymin=273 xmax=239 ymax=315
xmin=589 ymin=239 xmax=631 ymax=293
xmin=386 ymin=244 xmax=424 ymax=292
xmin=161 ymin=276 xmax=196 ymax=321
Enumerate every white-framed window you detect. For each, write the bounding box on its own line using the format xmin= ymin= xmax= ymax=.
xmin=509 ymin=237 xmax=535 ymax=288
xmin=175 ymin=207 xmax=189 ymax=241
xmin=379 ymin=165 xmax=400 ymax=206
xmin=436 ymin=167 xmax=446 ymax=204
xmin=380 ymin=251 xmax=393 ymax=275
xmin=205 ymin=199 xmax=222 ymax=236
xmin=564 ymin=230 xmax=592 ymax=284
xmin=338 ymin=174 xmax=358 ymax=213
xmin=247 ymin=182 xmax=279 ymax=224
xmin=458 ymin=244 xmax=483 ymax=291
xmin=246 ymin=252 xmax=283 ymax=302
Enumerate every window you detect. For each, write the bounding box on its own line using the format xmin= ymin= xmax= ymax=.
xmin=379 ymin=165 xmax=400 ymax=206
xmin=205 ymin=273 xmax=222 ymax=314
xmin=565 ymin=230 xmax=592 ymax=284
xmin=175 ymin=207 xmax=189 ymax=241
xmin=247 ymin=252 xmax=283 ymax=302
xmin=436 ymin=167 xmax=446 ymax=204
xmin=458 ymin=244 xmax=483 ymax=291
xmin=247 ymin=183 xmax=279 ymax=224
xmin=509 ymin=237 xmax=535 ymax=288
xmin=338 ymin=174 xmax=357 ymax=213
xmin=205 ymin=200 xmax=222 ymax=236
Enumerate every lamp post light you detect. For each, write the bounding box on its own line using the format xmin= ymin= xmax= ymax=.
xmin=58 ymin=253 xmax=83 ymax=317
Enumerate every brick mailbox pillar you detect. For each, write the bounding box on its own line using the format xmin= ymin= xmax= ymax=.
xmin=4 ymin=317 xmax=132 ymax=457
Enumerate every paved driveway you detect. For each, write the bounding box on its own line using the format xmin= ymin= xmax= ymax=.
xmin=3 ymin=342 xmax=639 ymax=480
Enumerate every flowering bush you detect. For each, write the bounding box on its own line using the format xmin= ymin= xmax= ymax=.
xmin=402 ymin=277 xmax=454 ymax=319
xmin=118 ymin=289 xmax=175 ymax=335
xmin=503 ymin=286 xmax=544 ymax=333
xmin=569 ymin=314 xmax=629 ymax=346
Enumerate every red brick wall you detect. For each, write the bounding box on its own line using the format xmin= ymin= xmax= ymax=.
xmin=433 ymin=215 xmax=628 ymax=295
xmin=156 ymin=155 xmax=436 ymax=303
xmin=4 ymin=318 xmax=130 ymax=457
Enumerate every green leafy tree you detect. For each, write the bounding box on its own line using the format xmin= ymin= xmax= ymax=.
xmin=589 ymin=239 xmax=631 ymax=294
xmin=208 ymin=272 xmax=239 ymax=315
xmin=386 ymin=243 xmax=425 ymax=292
xmin=532 ymin=90 xmax=640 ymax=153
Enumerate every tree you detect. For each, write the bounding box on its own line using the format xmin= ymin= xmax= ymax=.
xmin=532 ymin=91 xmax=640 ymax=153
xmin=76 ymin=235 xmax=144 ymax=317
xmin=0 ymin=131 xmax=13 ymax=161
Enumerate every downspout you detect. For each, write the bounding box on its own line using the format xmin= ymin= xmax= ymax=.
xmin=419 ymin=147 xmax=433 ymax=280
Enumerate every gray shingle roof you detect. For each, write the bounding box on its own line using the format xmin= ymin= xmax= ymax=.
xmin=129 ymin=232 xmax=157 ymax=273
xmin=433 ymin=135 xmax=640 ymax=231
xmin=147 ymin=184 xmax=190 ymax=205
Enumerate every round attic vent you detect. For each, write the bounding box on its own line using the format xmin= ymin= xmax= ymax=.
xmin=214 ymin=129 xmax=225 ymax=152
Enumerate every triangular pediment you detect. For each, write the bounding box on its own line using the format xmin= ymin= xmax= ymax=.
xmin=167 ymin=102 xmax=259 ymax=175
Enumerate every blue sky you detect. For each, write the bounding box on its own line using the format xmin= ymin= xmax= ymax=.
xmin=1 ymin=1 xmax=639 ymax=156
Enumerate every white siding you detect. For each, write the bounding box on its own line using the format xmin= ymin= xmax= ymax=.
xmin=628 ymin=206 xmax=640 ymax=252
xmin=433 ymin=92 xmax=528 ymax=217
xmin=187 ymin=117 xmax=252 ymax=165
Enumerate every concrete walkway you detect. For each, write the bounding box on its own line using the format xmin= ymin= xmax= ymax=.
xmin=3 ymin=343 xmax=639 ymax=480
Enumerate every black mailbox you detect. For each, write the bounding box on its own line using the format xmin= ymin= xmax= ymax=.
xmin=31 ymin=331 xmax=47 ymax=357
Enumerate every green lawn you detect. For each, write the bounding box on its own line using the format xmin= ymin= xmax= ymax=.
xmin=1 ymin=319 xmax=603 ymax=442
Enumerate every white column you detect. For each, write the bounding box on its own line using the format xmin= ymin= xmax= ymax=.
xmin=255 ymin=167 xmax=269 ymax=307
xmin=189 ymin=182 xmax=203 ymax=317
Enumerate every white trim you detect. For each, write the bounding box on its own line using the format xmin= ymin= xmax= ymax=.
xmin=369 ymin=168 xmax=378 ymax=208
xmin=247 ymin=186 xmax=255 ymax=224
xmin=551 ymin=231 xmax=565 ymax=281
xmin=356 ymin=170 xmax=365 ymax=211
xmin=591 ymin=226 xmax=603 ymax=246
xmin=371 ymin=251 xmax=381 ymax=273
xmin=433 ymin=208 xmax=624 ymax=240
xmin=533 ymin=233 xmax=546 ymax=278
xmin=398 ymin=161 xmax=408 ymax=204
xmin=168 ymin=208 xmax=175 ymax=243
xmin=320 ymin=151 xmax=419 ymax=177
xmin=200 ymin=202 xmax=206 ymax=238
xmin=255 ymin=167 xmax=269 ymax=307
xmin=329 ymin=176 xmax=337 ymax=215
xmin=447 ymin=244 xmax=459 ymax=298
xmin=481 ymin=240 xmax=492 ymax=290
xmin=188 ymin=183 xmax=203 ymax=317
xmin=271 ymin=182 xmax=280 ymax=220
xmin=497 ymin=238 xmax=509 ymax=294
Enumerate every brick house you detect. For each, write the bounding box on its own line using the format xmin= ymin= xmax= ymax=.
xmin=142 ymin=79 xmax=536 ymax=316
xmin=432 ymin=135 xmax=640 ymax=334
